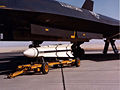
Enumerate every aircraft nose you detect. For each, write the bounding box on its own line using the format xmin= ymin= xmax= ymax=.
xmin=23 ymin=48 xmax=38 ymax=58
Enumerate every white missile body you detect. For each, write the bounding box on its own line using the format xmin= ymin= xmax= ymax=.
xmin=24 ymin=44 xmax=74 ymax=58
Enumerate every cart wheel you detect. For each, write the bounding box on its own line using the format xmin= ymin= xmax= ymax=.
xmin=75 ymin=58 xmax=80 ymax=67
xmin=42 ymin=63 xmax=49 ymax=74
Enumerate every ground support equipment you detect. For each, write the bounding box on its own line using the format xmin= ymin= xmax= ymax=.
xmin=7 ymin=59 xmax=80 ymax=78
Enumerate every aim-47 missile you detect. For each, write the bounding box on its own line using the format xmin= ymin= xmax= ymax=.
xmin=24 ymin=44 xmax=74 ymax=58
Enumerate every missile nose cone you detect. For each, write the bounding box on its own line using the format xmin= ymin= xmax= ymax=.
xmin=23 ymin=48 xmax=37 ymax=58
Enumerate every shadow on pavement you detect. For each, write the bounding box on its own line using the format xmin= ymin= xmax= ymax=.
xmin=81 ymin=53 xmax=120 ymax=61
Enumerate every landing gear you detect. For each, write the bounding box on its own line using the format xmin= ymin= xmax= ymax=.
xmin=103 ymin=40 xmax=109 ymax=54
xmin=110 ymin=40 xmax=119 ymax=54
xmin=71 ymin=42 xmax=85 ymax=59
xmin=29 ymin=41 xmax=43 ymax=48
xmin=71 ymin=42 xmax=85 ymax=67
xmin=103 ymin=39 xmax=119 ymax=54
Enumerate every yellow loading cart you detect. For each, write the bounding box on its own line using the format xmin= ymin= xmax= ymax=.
xmin=7 ymin=58 xmax=80 ymax=78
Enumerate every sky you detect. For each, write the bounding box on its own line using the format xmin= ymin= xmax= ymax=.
xmin=57 ymin=0 xmax=119 ymax=20
xmin=0 ymin=0 xmax=119 ymax=47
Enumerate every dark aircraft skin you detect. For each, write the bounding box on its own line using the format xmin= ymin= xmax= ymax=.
xmin=0 ymin=0 xmax=119 ymax=41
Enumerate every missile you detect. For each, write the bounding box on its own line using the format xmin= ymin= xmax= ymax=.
xmin=24 ymin=44 xmax=74 ymax=58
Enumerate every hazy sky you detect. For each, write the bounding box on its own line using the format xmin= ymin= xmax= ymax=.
xmin=0 ymin=0 xmax=119 ymax=47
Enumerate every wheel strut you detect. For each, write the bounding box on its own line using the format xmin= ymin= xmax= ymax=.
xmin=103 ymin=39 xmax=119 ymax=54
xmin=110 ymin=40 xmax=119 ymax=54
xmin=103 ymin=40 xmax=110 ymax=54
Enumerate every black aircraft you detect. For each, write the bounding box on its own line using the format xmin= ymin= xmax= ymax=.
xmin=0 ymin=0 xmax=119 ymax=57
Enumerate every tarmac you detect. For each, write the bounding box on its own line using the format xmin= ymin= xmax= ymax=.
xmin=0 ymin=51 xmax=120 ymax=90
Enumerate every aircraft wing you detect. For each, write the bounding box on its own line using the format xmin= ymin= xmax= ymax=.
xmin=0 ymin=0 xmax=119 ymax=41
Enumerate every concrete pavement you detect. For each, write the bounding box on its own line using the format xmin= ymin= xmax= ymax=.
xmin=0 ymin=52 xmax=119 ymax=90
